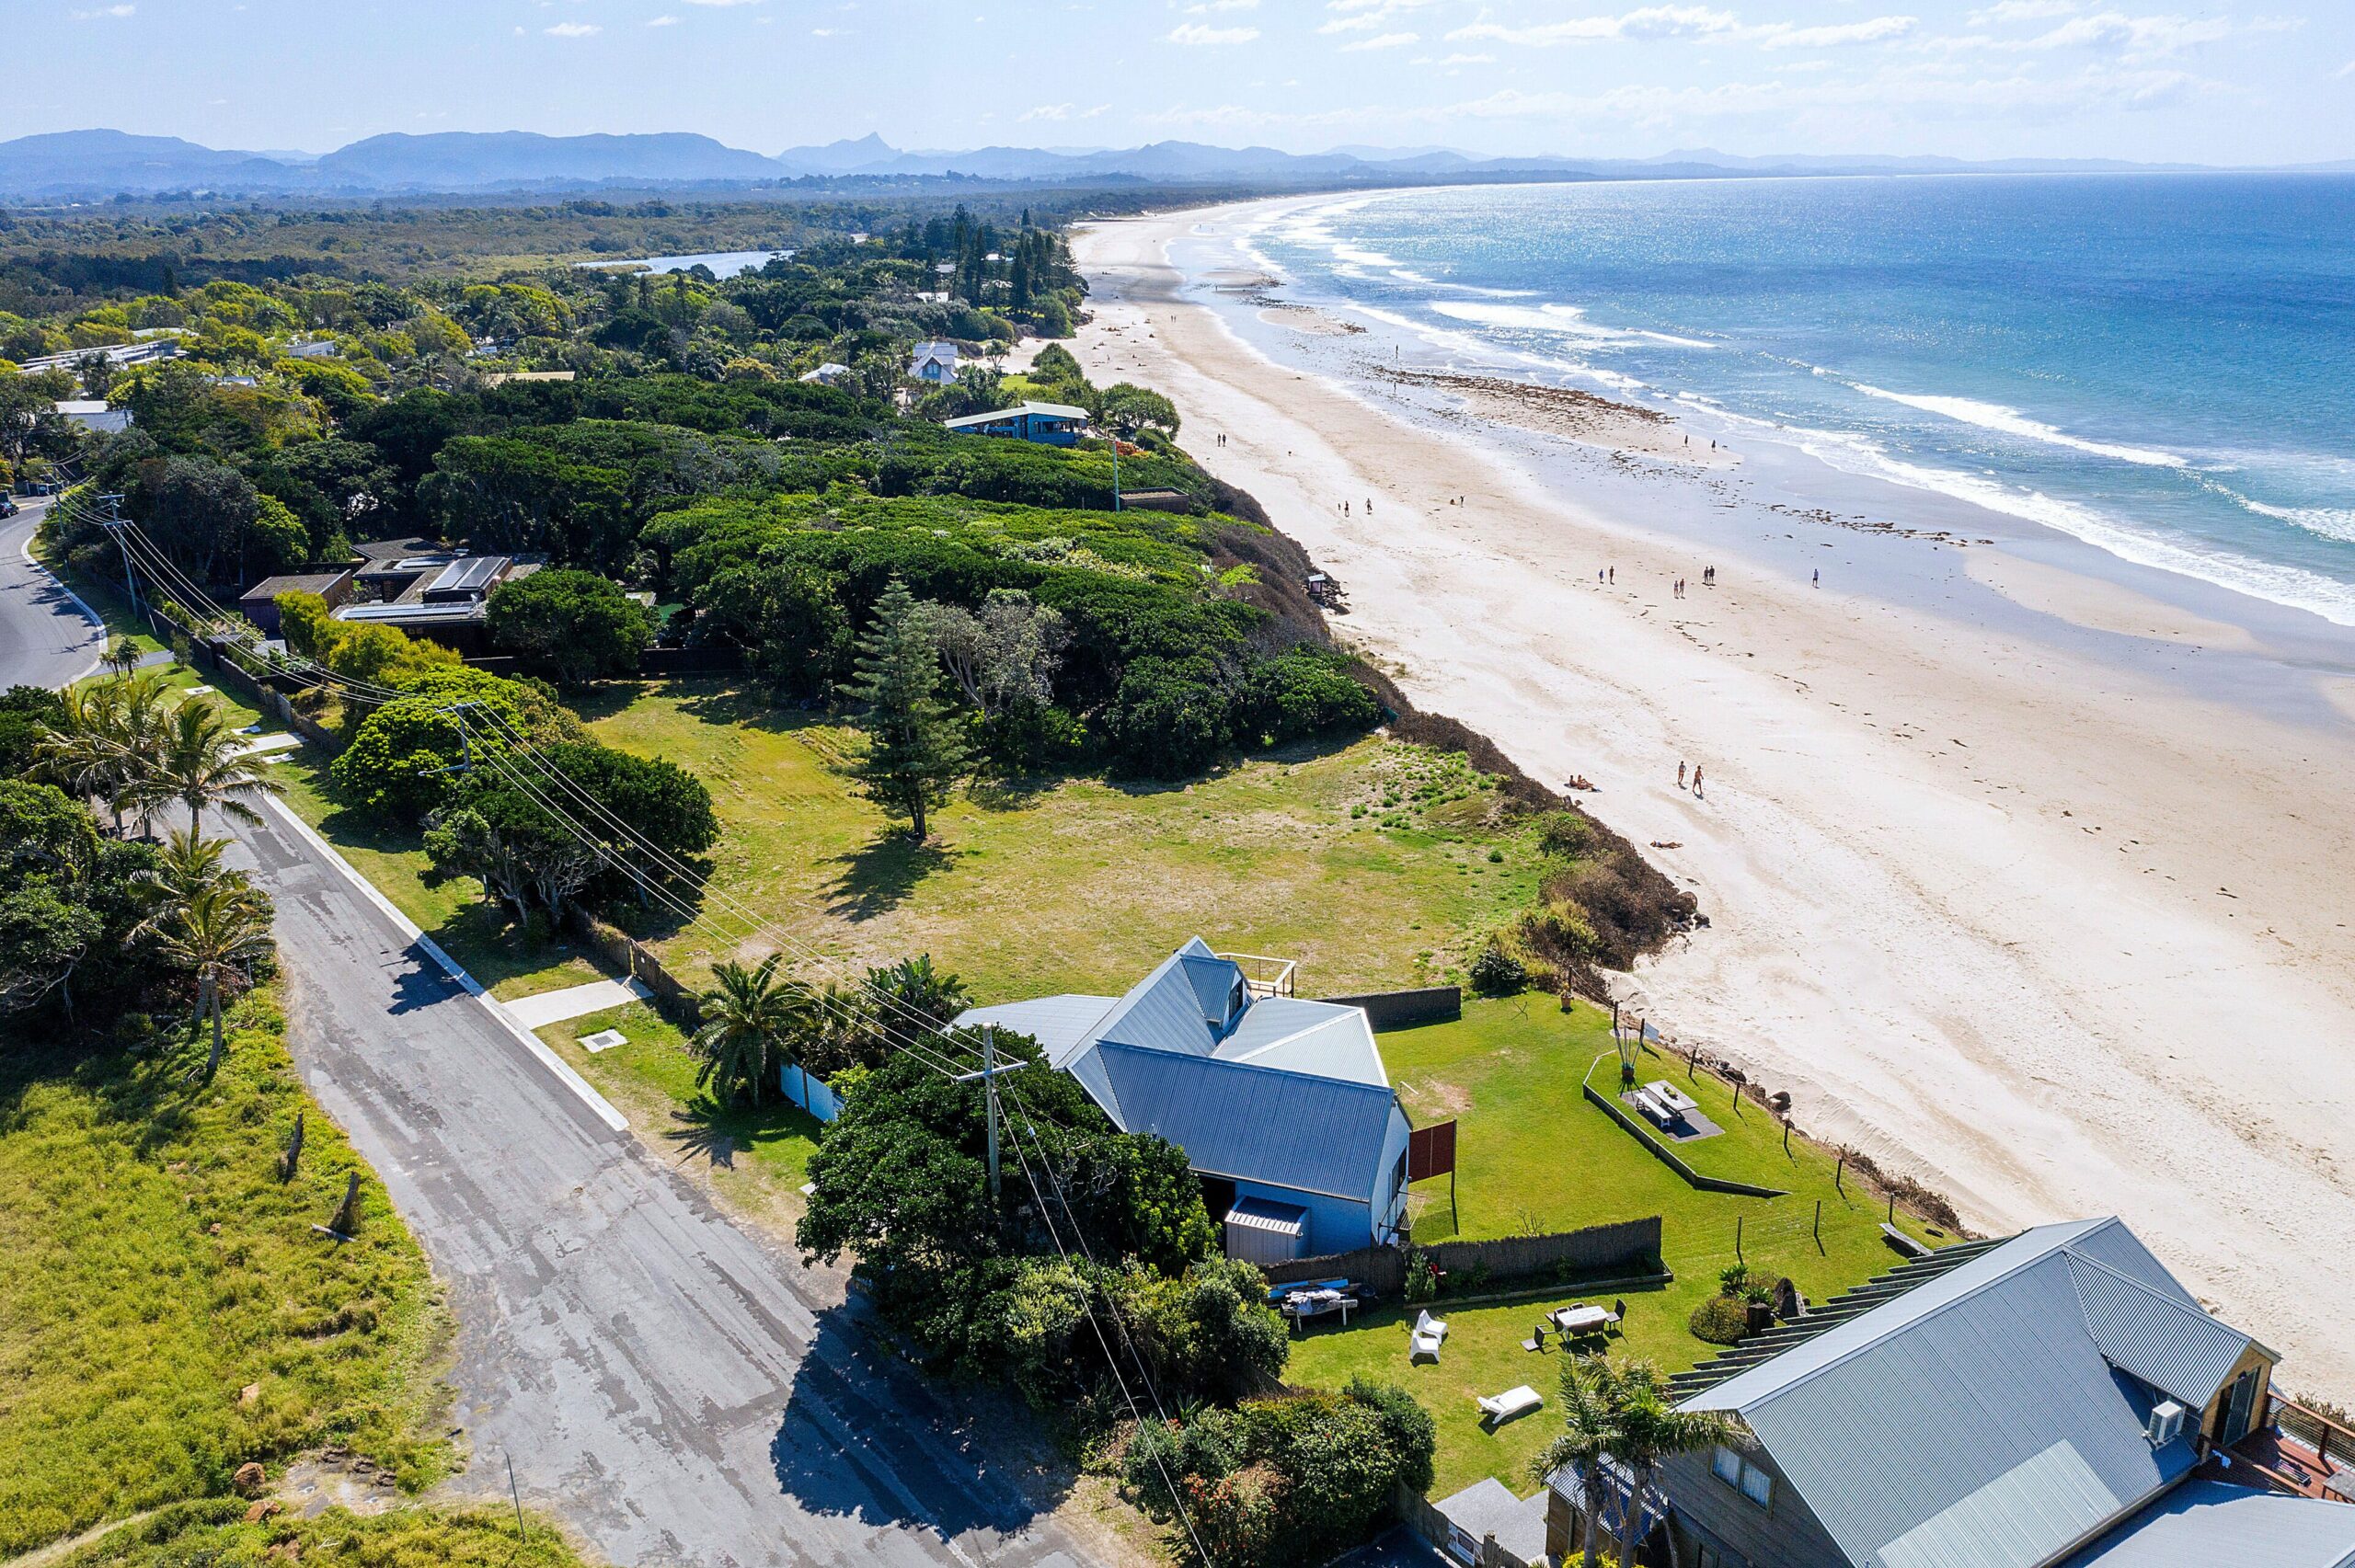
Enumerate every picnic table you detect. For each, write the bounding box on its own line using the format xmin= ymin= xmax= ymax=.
xmin=1647 ymin=1080 xmax=1698 ymax=1116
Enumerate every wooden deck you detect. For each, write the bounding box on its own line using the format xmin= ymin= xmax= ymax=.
xmin=2208 ymin=1395 xmax=2355 ymax=1502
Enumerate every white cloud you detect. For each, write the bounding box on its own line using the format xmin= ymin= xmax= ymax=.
xmin=1751 ymin=16 xmax=1917 ymax=49
xmin=1184 ymin=0 xmax=1258 ymax=10
xmin=1167 ymin=21 xmax=1258 ymax=43
xmin=1019 ymin=101 xmax=1109 ymax=120
xmin=544 ymin=20 xmax=600 ymax=34
xmin=71 ymin=3 xmax=135 ymax=16
xmin=1446 ymin=6 xmax=1740 ymax=47
xmin=1970 ymin=0 xmax=2079 ymax=20
xmin=1341 ymin=30 xmax=1418 ymax=50
xmin=681 ymin=0 xmax=764 ymax=6
xmin=2338 ymin=57 xmax=2355 ymax=78
xmin=2016 ymin=11 xmax=2233 ymax=55
xmin=646 ymin=13 xmax=679 ymax=23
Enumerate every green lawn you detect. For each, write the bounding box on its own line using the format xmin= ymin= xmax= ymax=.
xmin=538 ymin=1001 xmax=822 ymax=1207
xmin=0 ymin=994 xmax=452 ymax=1557
xmin=586 ymin=680 xmax=1545 ymax=1003
xmin=1287 ymin=996 xmax=1944 ymax=1497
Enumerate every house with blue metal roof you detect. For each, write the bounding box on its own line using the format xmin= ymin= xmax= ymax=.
xmin=1548 ymin=1218 xmax=2353 ymax=1568
xmin=958 ymin=938 xmax=1413 ymax=1261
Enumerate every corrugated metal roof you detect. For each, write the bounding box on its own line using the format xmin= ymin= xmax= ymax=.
xmin=1684 ymin=1219 xmax=2240 ymax=1568
xmin=2066 ymin=1250 xmax=2254 ymax=1409
xmin=1216 ymin=1002 xmax=1388 ymax=1085
xmin=1224 ymin=1196 xmax=1307 ymax=1235
xmin=1437 ymin=1479 xmax=1551 ymax=1563
xmin=1087 ymin=1041 xmax=1395 ymax=1201
xmin=1095 ymin=939 xmax=1228 ymax=1059
xmin=2059 ymin=1481 xmax=2355 ymax=1568
xmin=955 ymin=995 xmax=1117 ymax=1070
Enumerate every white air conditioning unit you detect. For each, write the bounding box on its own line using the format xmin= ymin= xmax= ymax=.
xmin=2147 ymin=1400 xmax=2187 ymax=1448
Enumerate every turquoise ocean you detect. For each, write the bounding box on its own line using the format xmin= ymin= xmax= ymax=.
xmin=1237 ymin=176 xmax=2355 ymax=628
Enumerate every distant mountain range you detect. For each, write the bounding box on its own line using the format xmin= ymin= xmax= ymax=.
xmin=2 ymin=128 xmax=2345 ymax=201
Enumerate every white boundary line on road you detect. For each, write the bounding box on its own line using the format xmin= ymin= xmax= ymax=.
xmin=260 ymin=793 xmax=632 ymax=1134
xmin=18 ymin=519 xmax=109 ymax=686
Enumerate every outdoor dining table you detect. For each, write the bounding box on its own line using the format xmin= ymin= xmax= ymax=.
xmin=1551 ymin=1305 xmax=1612 ymax=1334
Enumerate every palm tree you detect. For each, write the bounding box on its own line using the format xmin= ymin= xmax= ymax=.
xmin=692 ymin=954 xmax=798 ymax=1107
xmin=37 ymin=670 xmax=172 ymax=831
xmin=150 ymin=881 xmax=275 ymax=1084
xmin=137 ymin=694 xmax=285 ymax=833
xmin=865 ymin=953 xmax=970 ymax=1029
xmin=784 ymin=979 xmax=871 ymax=1105
xmin=1530 ymin=1355 xmax=1621 ymax=1568
xmin=1604 ymin=1361 xmax=1742 ymax=1568
xmin=103 ymin=635 xmax=141 ymax=679
xmin=134 ymin=827 xmax=238 ymax=918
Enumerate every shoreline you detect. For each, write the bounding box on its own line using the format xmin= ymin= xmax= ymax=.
xmin=1068 ymin=197 xmax=2355 ymax=1396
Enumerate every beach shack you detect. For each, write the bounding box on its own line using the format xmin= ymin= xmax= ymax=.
xmin=909 ymin=339 xmax=960 ymax=383
xmin=941 ymin=400 xmax=1088 ymax=447
xmin=957 ymin=938 xmax=1415 ymax=1259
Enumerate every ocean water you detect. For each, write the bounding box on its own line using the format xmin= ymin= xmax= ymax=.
xmin=1243 ymin=176 xmax=2355 ymax=627
xmin=572 ymin=248 xmax=793 ymax=277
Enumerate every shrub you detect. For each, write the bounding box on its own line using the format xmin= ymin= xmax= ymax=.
xmin=1468 ymin=938 xmax=1529 ymax=997
xmin=1690 ymin=1294 xmax=1751 ymax=1345
xmin=1239 ymin=648 xmax=1378 ymax=746
xmin=1537 ymin=809 xmax=1595 ymax=859
xmin=486 ymin=567 xmax=654 ymax=687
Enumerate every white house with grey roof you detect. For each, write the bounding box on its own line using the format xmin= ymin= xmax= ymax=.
xmin=1554 ymin=1217 xmax=2354 ymax=1568
xmin=958 ymin=938 xmax=1413 ymax=1261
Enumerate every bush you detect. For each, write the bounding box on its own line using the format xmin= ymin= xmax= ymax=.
xmin=1690 ymin=1293 xmax=1751 ymax=1345
xmin=486 ymin=567 xmax=654 ymax=687
xmin=1104 ymin=655 xmax=1232 ymax=778
xmin=1468 ymin=938 xmax=1530 ymax=997
xmin=1240 ymin=648 xmax=1378 ymax=747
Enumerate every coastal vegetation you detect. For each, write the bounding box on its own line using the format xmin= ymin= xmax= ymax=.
xmin=52 ymin=1499 xmax=590 ymax=1568
xmin=0 ymin=671 xmax=450 ymax=1558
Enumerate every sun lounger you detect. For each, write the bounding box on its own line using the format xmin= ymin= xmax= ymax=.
xmin=1477 ymin=1385 xmax=1543 ymax=1425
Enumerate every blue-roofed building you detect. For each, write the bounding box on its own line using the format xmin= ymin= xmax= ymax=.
xmin=940 ymin=400 xmax=1089 ymax=446
xmin=958 ymin=938 xmax=1413 ymax=1261
xmin=1548 ymin=1218 xmax=2351 ymax=1568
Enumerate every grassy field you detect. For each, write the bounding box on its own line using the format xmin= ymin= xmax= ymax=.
xmin=1286 ymin=996 xmax=1942 ymax=1497
xmin=0 ymin=994 xmax=452 ymax=1557
xmin=56 ymin=1498 xmax=589 ymax=1568
xmin=584 ymin=680 xmax=1545 ymax=1003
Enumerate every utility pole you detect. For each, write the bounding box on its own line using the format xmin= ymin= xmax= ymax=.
xmin=983 ymin=1026 xmax=1001 ymax=1204
xmin=1109 ymin=436 xmax=1121 ymax=513
xmin=94 ymin=494 xmax=137 ymax=612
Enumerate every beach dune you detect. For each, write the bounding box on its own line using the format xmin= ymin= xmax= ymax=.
xmin=1070 ymin=201 xmax=2355 ymax=1396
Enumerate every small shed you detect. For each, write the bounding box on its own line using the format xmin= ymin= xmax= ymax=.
xmin=237 ymin=570 xmax=353 ymax=635
xmin=1223 ymin=1196 xmax=1309 ymax=1267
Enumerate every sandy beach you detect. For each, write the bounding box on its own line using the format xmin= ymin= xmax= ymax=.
xmin=1070 ymin=199 xmax=2355 ymax=1395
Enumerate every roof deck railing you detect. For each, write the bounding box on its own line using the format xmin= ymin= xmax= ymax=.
xmin=1219 ymin=952 xmax=1298 ymax=1000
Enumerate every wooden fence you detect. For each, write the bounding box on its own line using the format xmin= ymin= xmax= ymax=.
xmin=564 ymin=908 xmax=702 ymax=1026
xmin=1320 ymin=986 xmax=1462 ymax=1029
xmin=1261 ymin=1216 xmax=1662 ymax=1298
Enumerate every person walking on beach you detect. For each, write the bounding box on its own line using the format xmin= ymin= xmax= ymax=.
xmin=1678 ymin=761 xmax=1687 ymax=789
xmin=1609 ymin=566 xmax=1615 ymax=584
xmin=1812 ymin=568 xmax=1820 ymax=587
xmin=1692 ymin=763 xmax=1705 ymax=797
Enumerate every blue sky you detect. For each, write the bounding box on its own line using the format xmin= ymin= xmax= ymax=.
xmin=8 ymin=0 xmax=2350 ymax=165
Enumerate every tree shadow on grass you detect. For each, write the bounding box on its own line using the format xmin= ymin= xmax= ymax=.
xmin=661 ymin=1090 xmax=822 ymax=1173
xmin=824 ymin=833 xmax=953 ymax=922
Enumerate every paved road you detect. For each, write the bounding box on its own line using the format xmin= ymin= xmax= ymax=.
xmin=3 ymin=521 xmax=1091 ymax=1568
xmin=0 ymin=503 xmax=108 ymax=688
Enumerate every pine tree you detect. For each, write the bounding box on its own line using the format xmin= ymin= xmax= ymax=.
xmin=839 ymin=578 xmax=969 ymax=841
